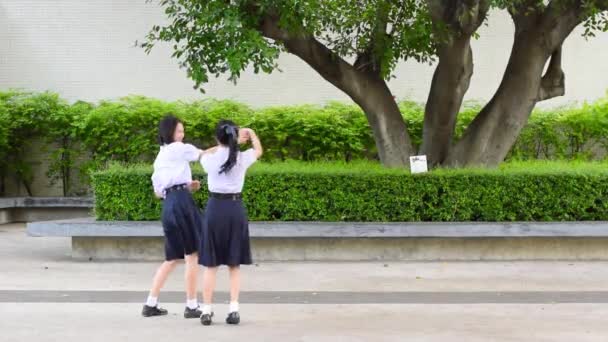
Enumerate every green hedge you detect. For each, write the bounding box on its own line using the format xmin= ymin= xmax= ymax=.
xmin=92 ymin=161 xmax=608 ymax=222
xmin=509 ymin=97 xmax=608 ymax=160
xmin=3 ymin=90 xmax=608 ymax=195
xmin=0 ymin=91 xmax=73 ymax=195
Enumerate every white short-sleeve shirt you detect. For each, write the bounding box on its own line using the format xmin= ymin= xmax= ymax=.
xmin=151 ymin=142 xmax=200 ymax=196
xmin=200 ymin=147 xmax=257 ymax=193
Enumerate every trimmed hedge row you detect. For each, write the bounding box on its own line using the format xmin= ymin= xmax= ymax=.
xmin=92 ymin=161 xmax=608 ymax=222
xmin=4 ymin=90 xmax=608 ymax=195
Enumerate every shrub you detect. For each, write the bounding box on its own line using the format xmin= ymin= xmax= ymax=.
xmin=91 ymin=161 xmax=608 ymax=222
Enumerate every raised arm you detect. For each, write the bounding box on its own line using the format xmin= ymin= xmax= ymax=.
xmin=242 ymin=128 xmax=263 ymax=159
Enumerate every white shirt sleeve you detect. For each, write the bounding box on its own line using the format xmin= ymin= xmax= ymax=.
xmin=240 ymin=149 xmax=258 ymax=169
xmin=180 ymin=143 xmax=201 ymax=162
xmin=151 ymin=173 xmax=164 ymax=197
xmin=200 ymin=153 xmax=210 ymax=173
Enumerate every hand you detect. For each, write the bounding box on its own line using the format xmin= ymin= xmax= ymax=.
xmin=238 ymin=128 xmax=251 ymax=144
xmin=188 ymin=180 xmax=201 ymax=192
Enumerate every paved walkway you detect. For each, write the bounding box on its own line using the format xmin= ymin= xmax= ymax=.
xmin=2 ymin=223 xmax=608 ymax=341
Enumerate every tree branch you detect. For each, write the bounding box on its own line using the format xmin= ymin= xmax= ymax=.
xmin=428 ymin=0 xmax=490 ymax=35
xmin=354 ymin=3 xmax=390 ymax=76
xmin=538 ymin=46 xmax=565 ymax=101
xmin=535 ymin=1 xmax=589 ymax=51
xmin=507 ymin=1 xmax=588 ymax=51
xmin=258 ymin=13 xmax=366 ymax=100
xmin=508 ymin=0 xmax=545 ymax=33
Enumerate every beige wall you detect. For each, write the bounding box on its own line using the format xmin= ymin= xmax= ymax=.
xmin=5 ymin=140 xmax=64 ymax=197
xmin=5 ymin=139 xmax=90 ymax=197
xmin=0 ymin=1 xmax=607 ymax=108
xmin=1 ymin=1 xmax=607 ymax=197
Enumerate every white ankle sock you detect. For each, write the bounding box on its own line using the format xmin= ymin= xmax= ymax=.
xmin=186 ymin=298 xmax=198 ymax=310
xmin=146 ymin=296 xmax=158 ymax=307
xmin=202 ymin=304 xmax=212 ymax=315
xmin=229 ymin=301 xmax=239 ymax=313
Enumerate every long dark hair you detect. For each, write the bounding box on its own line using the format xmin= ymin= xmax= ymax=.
xmin=158 ymin=114 xmax=181 ymax=145
xmin=216 ymin=120 xmax=239 ymax=174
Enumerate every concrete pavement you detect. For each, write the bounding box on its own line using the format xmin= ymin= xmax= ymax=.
xmin=2 ymin=223 xmax=608 ymax=341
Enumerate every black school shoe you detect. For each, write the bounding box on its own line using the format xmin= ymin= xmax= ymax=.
xmin=184 ymin=306 xmax=202 ymax=319
xmin=142 ymin=305 xmax=168 ymax=317
xmin=226 ymin=312 xmax=240 ymax=325
xmin=200 ymin=312 xmax=213 ymax=326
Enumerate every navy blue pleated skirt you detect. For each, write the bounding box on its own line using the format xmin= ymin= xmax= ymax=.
xmin=199 ymin=197 xmax=252 ymax=267
xmin=161 ymin=189 xmax=202 ymax=261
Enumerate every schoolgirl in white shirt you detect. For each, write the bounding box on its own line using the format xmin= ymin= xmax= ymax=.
xmin=143 ymin=115 xmax=215 ymax=319
xmin=198 ymin=120 xmax=263 ymax=326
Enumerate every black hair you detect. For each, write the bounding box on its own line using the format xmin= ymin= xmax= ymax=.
xmin=216 ymin=119 xmax=239 ymax=174
xmin=158 ymin=114 xmax=182 ymax=145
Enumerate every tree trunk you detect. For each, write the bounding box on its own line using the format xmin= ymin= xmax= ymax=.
xmin=22 ymin=179 xmax=33 ymax=196
xmin=260 ymin=16 xmax=413 ymax=167
xmin=420 ymin=36 xmax=474 ymax=166
xmin=352 ymin=77 xmax=413 ymax=167
xmin=421 ymin=0 xmax=489 ymax=167
xmin=443 ymin=2 xmax=587 ymax=167
xmin=445 ymin=34 xmax=549 ymax=167
xmin=62 ymin=137 xmax=70 ymax=196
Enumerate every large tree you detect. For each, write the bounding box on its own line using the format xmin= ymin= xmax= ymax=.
xmin=142 ymin=0 xmax=608 ymax=167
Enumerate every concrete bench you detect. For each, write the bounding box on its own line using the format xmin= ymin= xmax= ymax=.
xmin=26 ymin=218 xmax=608 ymax=238
xmin=26 ymin=218 xmax=608 ymax=261
xmin=0 ymin=197 xmax=93 ymax=224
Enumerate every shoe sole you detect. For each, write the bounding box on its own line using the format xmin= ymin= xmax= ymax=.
xmin=226 ymin=317 xmax=240 ymax=325
xmin=142 ymin=312 xmax=168 ymax=317
xmin=186 ymin=309 xmax=212 ymax=319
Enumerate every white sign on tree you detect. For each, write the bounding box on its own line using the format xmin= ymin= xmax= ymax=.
xmin=409 ymin=155 xmax=428 ymax=174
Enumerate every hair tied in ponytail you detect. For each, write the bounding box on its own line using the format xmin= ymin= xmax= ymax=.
xmin=223 ymin=125 xmax=237 ymax=137
xmin=216 ymin=120 xmax=239 ymax=174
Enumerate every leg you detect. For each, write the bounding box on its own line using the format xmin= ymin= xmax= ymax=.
xmin=142 ymin=260 xmax=178 ymax=317
xmin=184 ymin=253 xmax=198 ymax=301
xmin=149 ymin=260 xmax=178 ymax=298
xmin=183 ymin=253 xmax=203 ymax=318
xmin=202 ymin=266 xmax=218 ymax=305
xmin=226 ymin=266 xmax=241 ymax=325
xmin=228 ymin=266 xmax=240 ymax=303
xmin=200 ymin=266 xmax=218 ymax=325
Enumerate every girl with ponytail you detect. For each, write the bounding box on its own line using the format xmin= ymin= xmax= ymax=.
xmin=198 ymin=119 xmax=263 ymax=326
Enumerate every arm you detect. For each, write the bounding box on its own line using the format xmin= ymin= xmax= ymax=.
xmin=199 ymin=145 xmax=219 ymax=158
xmin=199 ymin=145 xmax=218 ymax=174
xmin=243 ymin=128 xmax=263 ymax=159
xmin=151 ymin=173 xmax=165 ymax=199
